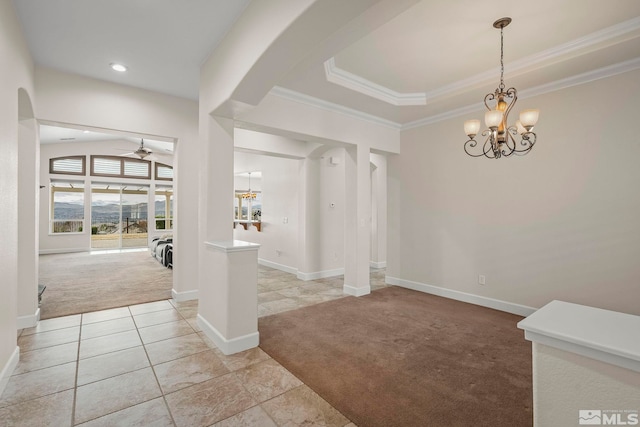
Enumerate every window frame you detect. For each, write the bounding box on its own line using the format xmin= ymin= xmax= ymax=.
xmin=90 ymin=155 xmax=151 ymax=179
xmin=49 ymin=156 xmax=86 ymax=176
xmin=154 ymin=162 xmax=174 ymax=181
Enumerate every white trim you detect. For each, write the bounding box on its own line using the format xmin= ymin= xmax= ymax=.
xmin=296 ymin=268 xmax=344 ymax=281
xmin=324 ymin=58 xmax=426 ymax=106
xmin=204 ymin=240 xmax=260 ymax=253
xmin=518 ymin=300 xmax=640 ymax=373
xmin=17 ymin=308 xmax=40 ymax=329
xmin=0 ymin=347 xmax=20 ymax=398
xmin=258 ymin=258 xmax=297 ymax=275
xmin=322 ymin=17 xmax=640 ymax=109
xmin=270 ymin=86 xmax=401 ymax=130
xmin=370 ymin=261 xmax=386 ymax=269
xmin=385 ymin=276 xmax=536 ymax=317
xmin=171 ymin=289 xmax=198 ymax=303
xmin=39 ymin=248 xmax=88 ymax=255
xmin=343 ymin=284 xmax=371 ymax=297
xmin=196 ymin=314 xmax=259 ymax=355
xmin=402 ymin=57 xmax=640 ymax=130
xmin=274 ymin=56 xmax=640 ymax=133
xmin=529 ymin=331 xmax=640 ymax=373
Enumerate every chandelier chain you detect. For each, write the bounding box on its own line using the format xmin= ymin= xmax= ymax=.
xmin=499 ymin=25 xmax=505 ymax=91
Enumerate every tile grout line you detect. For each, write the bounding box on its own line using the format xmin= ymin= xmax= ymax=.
xmin=132 ymin=304 xmax=179 ymax=427
xmin=70 ymin=313 xmax=82 ymax=427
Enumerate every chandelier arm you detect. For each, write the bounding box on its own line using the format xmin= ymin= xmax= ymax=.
xmin=514 ymin=132 xmax=536 ymax=154
xmin=483 ymin=137 xmax=498 ymax=159
xmin=500 ymin=128 xmax=518 ymax=157
xmin=484 ymin=92 xmax=496 ymax=111
xmin=502 ymin=87 xmax=517 ymax=123
xmin=464 ymin=137 xmax=491 ymax=158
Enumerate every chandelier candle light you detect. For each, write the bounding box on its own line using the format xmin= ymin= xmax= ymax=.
xmin=463 ymin=17 xmax=539 ymax=159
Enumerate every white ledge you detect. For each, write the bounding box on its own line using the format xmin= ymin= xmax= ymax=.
xmin=517 ymin=300 xmax=640 ymax=373
xmin=204 ymin=240 xmax=260 ymax=253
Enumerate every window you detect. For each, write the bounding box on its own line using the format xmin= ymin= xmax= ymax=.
xmin=154 ymin=186 xmax=173 ymax=230
xmin=155 ymin=163 xmax=173 ymax=181
xmin=50 ymin=181 xmax=84 ymax=233
xmin=50 ymin=156 xmax=86 ymax=175
xmin=90 ymin=155 xmax=151 ymax=179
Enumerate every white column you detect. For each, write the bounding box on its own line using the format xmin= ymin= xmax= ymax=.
xmin=343 ymin=145 xmax=371 ymax=296
xmin=297 ymin=157 xmax=321 ymax=279
xmin=17 ymin=118 xmax=39 ymax=329
xmin=172 ymin=135 xmax=200 ymax=302
xmin=198 ymin=241 xmax=260 ymax=355
xmin=197 ymin=116 xmax=260 ymax=354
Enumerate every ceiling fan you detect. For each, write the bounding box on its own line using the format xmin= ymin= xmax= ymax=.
xmin=120 ymin=139 xmax=153 ymax=159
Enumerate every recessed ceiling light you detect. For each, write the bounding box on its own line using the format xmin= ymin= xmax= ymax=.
xmin=110 ymin=63 xmax=127 ymax=72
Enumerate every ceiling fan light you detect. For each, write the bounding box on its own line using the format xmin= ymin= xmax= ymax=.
xmin=464 ymin=119 xmax=481 ymax=138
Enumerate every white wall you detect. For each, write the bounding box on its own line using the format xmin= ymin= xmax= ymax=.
xmin=233 ymin=151 xmax=300 ymax=271
xmin=388 ymin=68 xmax=640 ymax=315
xmin=533 ymin=343 xmax=640 ymax=427
xmin=0 ymin=0 xmax=35 ymax=394
xmin=39 ymin=140 xmax=174 ymax=253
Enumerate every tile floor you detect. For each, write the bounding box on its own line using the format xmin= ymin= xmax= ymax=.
xmin=1 ymin=266 xmax=387 ymax=426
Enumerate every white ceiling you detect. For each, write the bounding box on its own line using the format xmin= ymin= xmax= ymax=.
xmin=13 ymin=0 xmax=251 ymax=100
xmin=12 ymin=0 xmax=640 ymax=129
xmin=39 ymin=124 xmax=174 ymax=155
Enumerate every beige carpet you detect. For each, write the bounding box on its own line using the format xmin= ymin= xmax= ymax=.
xmin=38 ymin=250 xmax=172 ymax=319
xmin=259 ymin=286 xmax=533 ymax=427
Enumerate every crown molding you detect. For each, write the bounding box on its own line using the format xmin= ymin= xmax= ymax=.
xmin=269 ymin=86 xmax=402 ymax=130
xmin=324 ymin=58 xmax=426 ymax=106
xmin=324 ymin=17 xmax=640 ymax=107
xmin=402 ymin=56 xmax=640 ymax=130
xmin=271 ymin=55 xmax=640 ymax=134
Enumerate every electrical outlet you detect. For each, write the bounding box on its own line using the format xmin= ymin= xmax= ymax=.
xmin=478 ymin=275 xmax=486 ymax=285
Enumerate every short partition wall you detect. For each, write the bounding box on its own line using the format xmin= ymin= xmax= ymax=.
xmin=518 ymin=301 xmax=640 ymax=426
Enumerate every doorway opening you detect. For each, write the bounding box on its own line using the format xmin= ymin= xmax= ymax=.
xmin=90 ymin=183 xmax=149 ymax=250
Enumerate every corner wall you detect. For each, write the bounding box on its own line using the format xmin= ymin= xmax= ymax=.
xmin=389 ymin=68 xmax=640 ymax=315
xmin=0 ymin=0 xmax=35 ymax=394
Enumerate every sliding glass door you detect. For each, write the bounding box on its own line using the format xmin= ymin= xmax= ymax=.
xmin=91 ymin=183 xmax=149 ymax=249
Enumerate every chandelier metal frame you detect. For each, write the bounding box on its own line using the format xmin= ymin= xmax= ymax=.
xmin=463 ymin=17 xmax=539 ymax=159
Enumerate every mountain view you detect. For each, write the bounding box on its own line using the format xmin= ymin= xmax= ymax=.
xmin=53 ymin=201 xmax=171 ymax=221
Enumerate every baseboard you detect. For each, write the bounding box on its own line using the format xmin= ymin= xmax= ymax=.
xmin=258 ymin=258 xmax=297 ymax=275
xmin=39 ymin=248 xmax=88 ymax=255
xmin=196 ymin=314 xmax=259 ymax=355
xmin=172 ymin=289 xmax=199 ymax=303
xmin=17 ymin=308 xmax=40 ymax=329
xmin=386 ymin=276 xmax=537 ymax=317
xmin=343 ymin=284 xmax=371 ymax=297
xmin=370 ymin=261 xmax=387 ymax=269
xmin=297 ymin=268 xmax=344 ymax=281
xmin=0 ymin=347 xmax=20 ymax=398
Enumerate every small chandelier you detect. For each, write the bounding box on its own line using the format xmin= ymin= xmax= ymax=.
xmin=463 ymin=18 xmax=539 ymax=159
xmin=241 ymin=172 xmax=256 ymax=199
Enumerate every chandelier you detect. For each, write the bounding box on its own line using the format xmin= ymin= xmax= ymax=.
xmin=463 ymin=17 xmax=539 ymax=159
xmin=240 ymin=172 xmax=256 ymax=199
